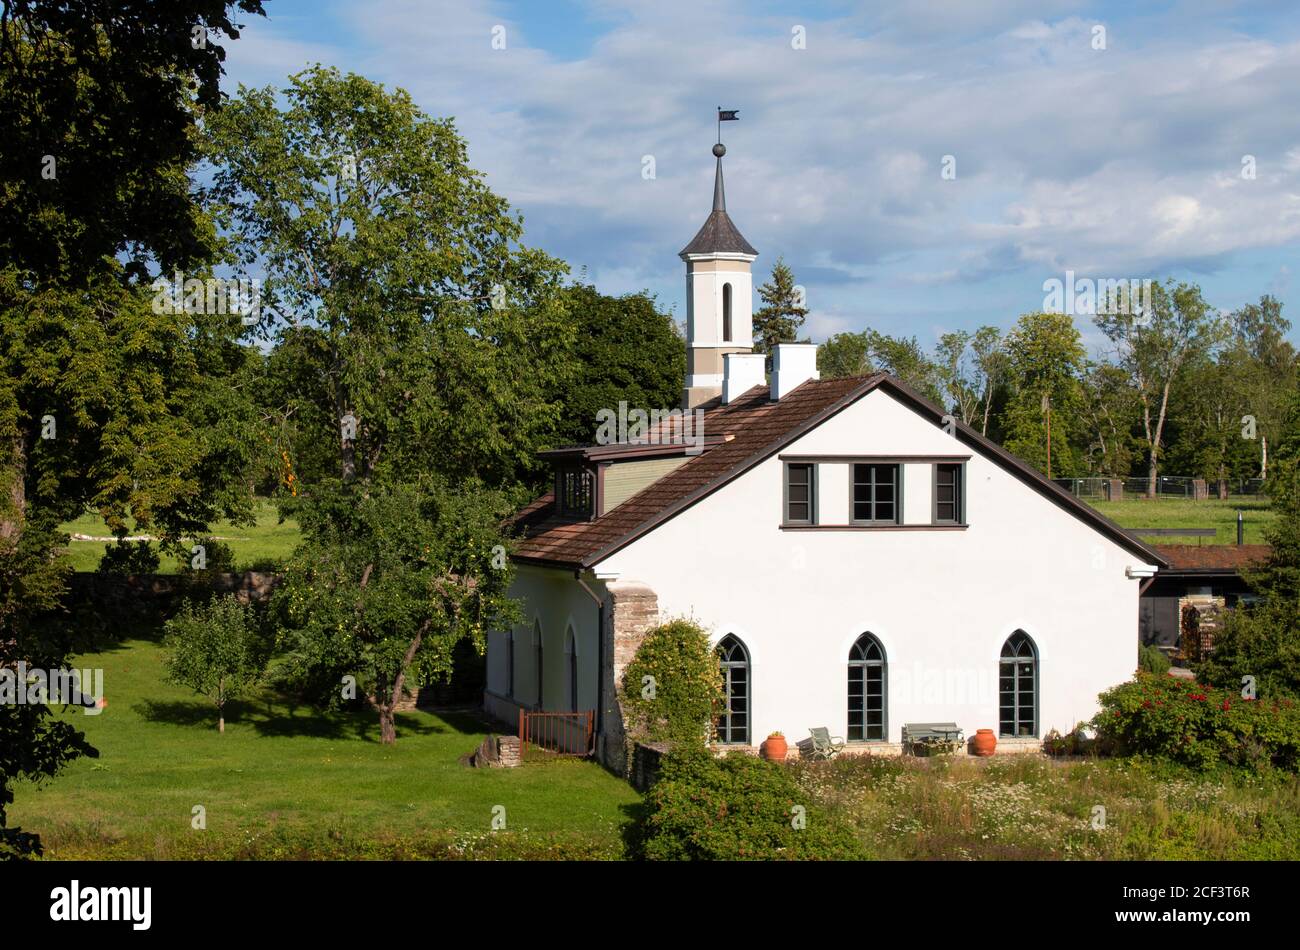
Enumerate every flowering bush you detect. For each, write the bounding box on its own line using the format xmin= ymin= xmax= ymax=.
xmin=628 ymin=748 xmax=867 ymax=860
xmin=620 ymin=617 xmax=723 ymax=745
xmin=1094 ymin=673 xmax=1300 ymax=771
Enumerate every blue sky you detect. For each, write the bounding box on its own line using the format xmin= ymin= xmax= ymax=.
xmin=218 ymin=0 xmax=1300 ymax=352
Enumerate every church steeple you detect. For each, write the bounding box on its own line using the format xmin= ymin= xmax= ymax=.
xmin=679 ymin=142 xmax=758 ymax=259
xmin=679 ymin=140 xmax=758 ymax=410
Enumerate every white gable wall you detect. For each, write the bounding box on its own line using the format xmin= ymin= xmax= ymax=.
xmin=597 ymin=387 xmax=1155 ymax=745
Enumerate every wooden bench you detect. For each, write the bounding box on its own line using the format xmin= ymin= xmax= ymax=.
xmin=902 ymin=722 xmax=963 ymax=756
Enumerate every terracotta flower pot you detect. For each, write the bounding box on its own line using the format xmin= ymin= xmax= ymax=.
xmin=972 ymin=729 xmax=997 ymax=757
xmin=761 ymin=734 xmax=788 ymax=761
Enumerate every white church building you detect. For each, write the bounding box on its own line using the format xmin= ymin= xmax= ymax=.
xmin=484 ymin=142 xmax=1166 ymax=768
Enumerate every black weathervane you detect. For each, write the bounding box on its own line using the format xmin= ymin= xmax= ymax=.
xmin=716 ymin=107 xmax=739 ymax=154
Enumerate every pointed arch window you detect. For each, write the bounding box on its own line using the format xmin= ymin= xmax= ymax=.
xmin=722 ymin=282 xmax=733 ymax=342
xmin=848 ymin=633 xmax=886 ymax=741
xmin=999 ymin=631 xmax=1038 ymax=737
xmin=565 ymin=626 xmax=579 ymax=712
xmin=506 ymin=631 xmax=516 ymax=698
xmin=714 ymin=635 xmax=750 ymax=744
xmin=533 ymin=620 xmax=544 ymax=708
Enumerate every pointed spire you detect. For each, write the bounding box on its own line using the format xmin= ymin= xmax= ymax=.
xmin=679 ymin=141 xmax=757 ymax=259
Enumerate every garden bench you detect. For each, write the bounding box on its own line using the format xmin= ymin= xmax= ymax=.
xmin=799 ymin=726 xmax=846 ymax=760
xmin=902 ymin=722 xmax=963 ymax=756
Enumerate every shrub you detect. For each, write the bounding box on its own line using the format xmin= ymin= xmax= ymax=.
xmin=1094 ymin=673 xmax=1300 ymax=771
xmin=1192 ymin=598 xmax=1300 ymax=700
xmin=619 ymin=617 xmax=723 ymax=745
xmin=162 ymin=595 xmax=269 ymax=732
xmin=178 ymin=537 xmax=237 ymax=574
xmin=1043 ymin=722 xmax=1095 ymax=757
xmin=96 ymin=539 xmax=159 ymax=574
xmin=1138 ymin=643 xmax=1171 ymax=675
xmin=628 ymin=748 xmax=867 ymax=860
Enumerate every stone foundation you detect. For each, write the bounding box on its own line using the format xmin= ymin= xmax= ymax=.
xmin=712 ymin=739 xmax=1043 ymax=760
xmin=471 ymin=733 xmax=521 ymax=768
xmin=598 ymin=580 xmax=660 ymax=774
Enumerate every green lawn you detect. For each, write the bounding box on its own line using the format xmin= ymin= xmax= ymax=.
xmin=1086 ymin=496 xmax=1275 ymax=545
xmin=12 ymin=636 xmax=638 ymax=860
xmin=57 ymin=498 xmax=303 ymax=573
xmin=791 ymin=753 xmax=1300 ymax=860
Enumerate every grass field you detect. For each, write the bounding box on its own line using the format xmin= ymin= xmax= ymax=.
xmin=57 ymin=498 xmax=301 ymax=573
xmin=11 ymin=635 xmax=638 ymax=860
xmin=1085 ymin=496 xmax=1276 ymax=545
xmin=791 ymin=753 xmax=1300 ymax=860
xmin=15 ymin=631 xmax=1298 ymax=860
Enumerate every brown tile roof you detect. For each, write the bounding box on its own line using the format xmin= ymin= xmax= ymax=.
xmin=511 ymin=374 xmax=1167 ymax=570
xmin=679 ymin=209 xmax=758 ymax=257
xmin=1153 ymin=544 xmax=1271 ymax=572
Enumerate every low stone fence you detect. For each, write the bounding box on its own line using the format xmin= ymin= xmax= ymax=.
xmin=631 ymin=741 xmax=672 ymax=791
xmin=67 ymin=570 xmax=280 ymax=607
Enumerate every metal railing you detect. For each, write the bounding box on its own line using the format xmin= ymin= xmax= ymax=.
xmin=517 ymin=709 xmax=595 ymax=759
xmin=1052 ymin=476 xmax=1268 ymax=500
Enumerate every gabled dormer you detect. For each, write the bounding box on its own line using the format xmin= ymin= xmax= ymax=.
xmin=539 ymin=434 xmax=731 ymax=521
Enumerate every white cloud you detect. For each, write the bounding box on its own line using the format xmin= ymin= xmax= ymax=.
xmin=218 ymin=0 xmax=1300 ymax=336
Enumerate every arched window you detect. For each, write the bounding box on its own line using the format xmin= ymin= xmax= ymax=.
xmin=722 ymin=282 xmax=733 ymax=342
xmin=848 ymin=633 xmax=887 ymax=741
xmin=714 ymin=635 xmax=750 ymax=744
xmin=565 ymin=626 xmax=579 ymax=712
xmin=1000 ymin=631 xmax=1038 ymax=737
xmin=506 ymin=631 xmax=515 ymax=698
xmin=533 ymin=620 xmax=544 ymax=708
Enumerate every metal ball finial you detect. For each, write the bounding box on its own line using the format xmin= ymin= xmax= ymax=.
xmin=712 ymin=143 xmax=726 ymax=158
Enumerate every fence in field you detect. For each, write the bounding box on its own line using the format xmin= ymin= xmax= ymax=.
xmin=1051 ymin=476 xmax=1266 ymax=500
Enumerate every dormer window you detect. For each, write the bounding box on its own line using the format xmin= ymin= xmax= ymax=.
xmin=557 ymin=466 xmax=594 ymax=519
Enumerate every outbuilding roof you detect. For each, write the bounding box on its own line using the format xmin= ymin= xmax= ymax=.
xmin=510 ymin=373 xmax=1168 ymax=571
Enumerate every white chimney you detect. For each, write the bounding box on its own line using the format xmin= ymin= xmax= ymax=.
xmin=723 ymin=352 xmax=766 ymax=404
xmin=771 ymin=343 xmax=819 ymax=400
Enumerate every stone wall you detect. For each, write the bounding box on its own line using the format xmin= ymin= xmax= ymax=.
xmin=471 ymin=733 xmax=521 ymax=768
xmin=67 ymin=570 xmax=280 ymax=607
xmin=631 ymin=741 xmax=671 ymax=791
xmin=598 ymin=579 xmax=660 ymax=774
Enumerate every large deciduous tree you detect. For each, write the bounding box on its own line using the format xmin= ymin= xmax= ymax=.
xmin=1 ymin=0 xmax=262 ymax=859
xmin=274 ymin=480 xmax=520 ymax=744
xmin=204 ymin=66 xmax=572 ymax=492
xmin=816 ymin=329 xmax=941 ymax=403
xmin=1095 ymin=281 xmax=1226 ymax=496
xmin=0 ymin=0 xmax=265 ymax=283
xmin=1002 ymin=312 xmax=1087 ymax=478
xmin=1194 ymin=368 xmax=1300 ymax=696
xmin=207 ymin=68 xmax=571 ymax=738
xmin=547 ymin=283 xmax=684 ymax=449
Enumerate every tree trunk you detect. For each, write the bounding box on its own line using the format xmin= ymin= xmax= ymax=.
xmin=374 ymin=621 xmax=429 ymax=746
xmin=218 ymin=714 xmax=225 ymax=733
xmin=1 ymin=433 xmax=27 ymax=543
xmin=1261 ymin=434 xmax=1268 ymax=480
xmin=1146 ymin=454 xmax=1158 ymax=499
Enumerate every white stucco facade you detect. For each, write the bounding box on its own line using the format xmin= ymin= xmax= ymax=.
xmin=487 ymin=384 xmax=1158 ymax=751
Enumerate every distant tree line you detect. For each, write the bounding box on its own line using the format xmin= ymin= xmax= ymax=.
xmin=809 ymin=285 xmax=1295 ymax=493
